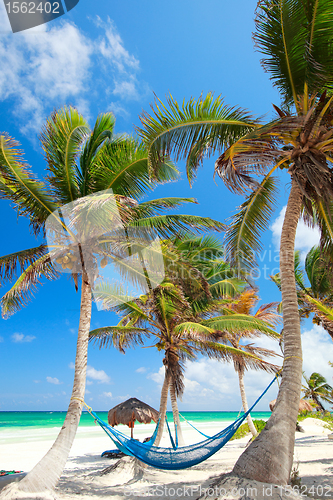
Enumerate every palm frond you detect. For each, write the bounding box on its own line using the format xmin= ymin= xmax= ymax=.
xmin=203 ymin=314 xmax=278 ymax=337
xmin=128 ymin=197 xmax=198 ymax=219
xmin=0 ymin=135 xmax=56 ymax=233
xmin=305 ymin=295 xmax=333 ymax=323
xmin=93 ymin=138 xmax=179 ymax=198
xmin=89 ymin=325 xmax=150 ymax=353
xmin=254 ymin=0 xmax=333 ymax=105
xmin=128 ymin=214 xmax=225 ymax=239
xmin=78 ymin=112 xmax=115 ymax=196
xmin=225 ymin=175 xmax=279 ymax=271
xmin=41 ymin=106 xmax=90 ymax=204
xmin=0 ymin=245 xmax=48 ymax=282
xmin=305 ymin=245 xmax=331 ymax=298
xmin=1 ymin=254 xmax=59 ymax=318
xmin=137 ymin=92 xmax=257 ymax=178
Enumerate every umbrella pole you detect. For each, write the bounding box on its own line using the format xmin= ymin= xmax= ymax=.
xmin=131 ymin=424 xmax=134 ymax=439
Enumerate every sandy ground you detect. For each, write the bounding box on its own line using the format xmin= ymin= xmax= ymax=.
xmin=1 ymin=418 xmax=333 ymax=499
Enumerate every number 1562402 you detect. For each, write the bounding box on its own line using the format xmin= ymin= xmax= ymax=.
xmin=5 ymin=2 xmax=60 ymax=14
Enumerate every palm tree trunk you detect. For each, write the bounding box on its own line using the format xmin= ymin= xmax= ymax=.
xmin=313 ymin=394 xmax=325 ymax=412
xmin=169 ymin=382 xmax=185 ymax=446
xmin=153 ymin=368 xmax=170 ymax=446
xmin=2 ymin=275 xmax=92 ymax=497
xmin=233 ymin=178 xmax=303 ymax=485
xmin=238 ymin=368 xmax=257 ymax=438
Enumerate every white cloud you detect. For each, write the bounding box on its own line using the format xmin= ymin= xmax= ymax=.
xmin=147 ymin=366 xmax=164 ymax=385
xmin=136 ymin=367 xmax=147 ymax=374
xmin=97 ymin=17 xmax=139 ymax=72
xmin=46 ymin=376 xmax=62 ymax=385
xmin=109 ymin=102 xmax=130 ymax=119
xmin=86 ymin=365 xmax=110 ymax=384
xmin=301 ymin=324 xmax=333 ymax=382
xmin=103 ymin=392 xmax=113 ymax=398
xmin=11 ymin=333 xmax=36 ymax=343
xmin=69 ymin=361 xmax=110 ymax=384
xmin=0 ymin=5 xmax=145 ymax=136
xmin=271 ymin=206 xmax=320 ymax=259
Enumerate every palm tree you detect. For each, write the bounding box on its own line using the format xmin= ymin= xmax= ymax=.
xmin=135 ymin=1 xmax=333 ymax=484
xmin=271 ymin=247 xmax=333 ymax=339
xmin=89 ymin=237 xmax=279 ymax=447
xmin=302 ymin=372 xmax=333 ymax=411
xmin=0 ymin=109 xmax=224 ymax=497
xmin=222 ymin=289 xmax=281 ymax=437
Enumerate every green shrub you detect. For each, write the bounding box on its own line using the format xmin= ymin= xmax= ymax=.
xmin=230 ymin=419 xmax=267 ymax=441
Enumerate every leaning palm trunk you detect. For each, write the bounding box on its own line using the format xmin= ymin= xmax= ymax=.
xmin=233 ymin=179 xmax=303 ymax=485
xmin=237 ymin=368 xmax=257 ymax=438
xmin=153 ymin=369 xmax=171 ymax=446
xmin=1 ymin=277 xmax=92 ymax=498
xmin=169 ymin=382 xmax=185 ymax=446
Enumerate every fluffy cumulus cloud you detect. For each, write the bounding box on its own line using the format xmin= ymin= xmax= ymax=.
xmin=69 ymin=362 xmax=111 ymax=383
xmin=46 ymin=376 xmax=62 ymax=385
xmin=271 ymin=206 xmax=320 ymax=260
xmin=301 ymin=324 xmax=333 ymax=382
xmin=136 ymin=367 xmax=147 ymax=374
xmin=102 ymin=392 xmax=113 ymax=398
xmin=11 ymin=332 xmax=36 ymax=343
xmin=0 ymin=5 xmax=146 ymax=135
xmin=86 ymin=365 xmax=110 ymax=384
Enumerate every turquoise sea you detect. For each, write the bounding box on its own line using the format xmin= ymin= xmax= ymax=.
xmin=0 ymin=410 xmax=271 ymax=429
xmin=0 ymin=411 xmax=272 ymax=446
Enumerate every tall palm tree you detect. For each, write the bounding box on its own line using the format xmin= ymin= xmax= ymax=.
xmin=0 ymin=109 xmax=224 ymax=497
xmin=135 ymin=1 xmax=333 ymax=484
xmin=302 ymin=372 xmax=333 ymax=411
xmin=222 ymin=289 xmax=281 ymax=437
xmin=89 ymin=237 xmax=279 ymax=447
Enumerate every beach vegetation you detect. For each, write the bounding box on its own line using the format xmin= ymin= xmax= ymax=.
xmin=230 ymin=419 xmax=267 ymax=441
xmin=136 ymin=0 xmax=333 ymax=485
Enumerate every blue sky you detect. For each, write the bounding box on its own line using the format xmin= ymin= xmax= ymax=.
xmin=1 ymin=0 xmax=333 ymax=413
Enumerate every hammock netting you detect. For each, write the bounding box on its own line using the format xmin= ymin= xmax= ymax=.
xmin=87 ymin=376 xmax=277 ymax=470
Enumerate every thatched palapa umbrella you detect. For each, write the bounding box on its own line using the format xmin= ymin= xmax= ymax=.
xmin=108 ymin=398 xmax=159 ymax=439
xmin=269 ymin=398 xmax=312 ymax=413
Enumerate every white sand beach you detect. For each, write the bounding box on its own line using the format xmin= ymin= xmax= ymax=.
xmin=1 ymin=418 xmax=332 ymax=499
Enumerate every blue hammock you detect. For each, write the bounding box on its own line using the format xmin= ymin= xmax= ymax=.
xmin=86 ymin=376 xmax=276 ymax=470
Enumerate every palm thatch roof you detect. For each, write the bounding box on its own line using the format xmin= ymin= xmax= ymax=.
xmin=269 ymin=398 xmax=312 ymax=413
xmin=108 ymin=398 xmax=159 ymax=427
